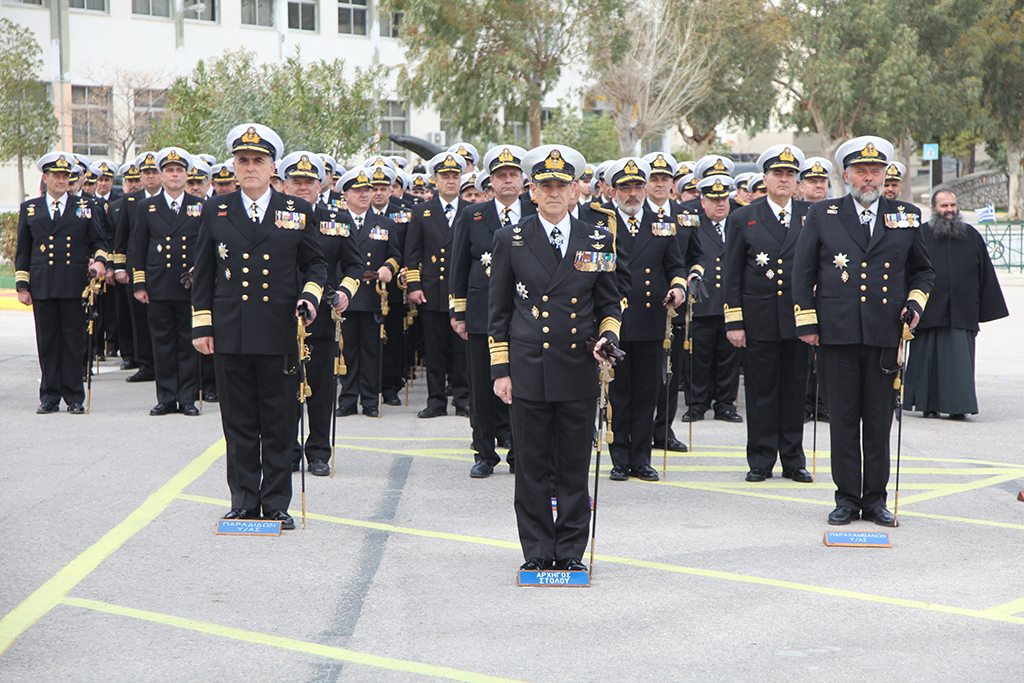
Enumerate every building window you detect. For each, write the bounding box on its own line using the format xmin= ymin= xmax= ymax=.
xmin=241 ymin=0 xmax=274 ymax=26
xmin=132 ymin=0 xmax=170 ymax=17
xmin=70 ymin=0 xmax=106 ymax=10
xmin=288 ymin=0 xmax=316 ymax=30
xmin=338 ymin=0 xmax=366 ymax=35
xmin=8 ymin=0 xmax=47 ymax=6
xmin=183 ymin=0 xmax=215 ymax=21
xmin=379 ymin=8 xmax=401 ymax=38
xmin=72 ymin=85 xmax=111 ymax=157
xmin=378 ymin=100 xmax=407 ymax=156
xmin=134 ymin=89 xmax=168 ymax=149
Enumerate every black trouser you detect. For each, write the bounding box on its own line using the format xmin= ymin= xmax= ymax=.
xmin=295 ymin=335 xmax=336 ymax=464
xmin=609 ymin=340 xmax=661 ymax=470
xmin=339 ymin=311 xmax=381 ymax=410
xmin=114 ymin=282 xmax=135 ymax=361
xmin=419 ymin=309 xmax=469 ymax=411
xmin=820 ymin=343 xmax=897 ymax=512
xmin=467 ymin=333 xmax=513 ymax=466
xmin=99 ymin=288 xmax=117 ymax=350
xmin=512 ymin=395 xmax=594 ymax=562
xmin=33 ymin=297 xmax=86 ymax=406
xmin=215 ymin=352 xmax=298 ymax=515
xmin=148 ymin=299 xmax=199 ymax=406
xmin=201 ymin=354 xmax=217 ymax=394
xmin=381 ymin=295 xmax=406 ymax=399
xmin=743 ymin=338 xmax=808 ymax=472
xmin=129 ymin=292 xmax=154 ymax=373
xmin=653 ymin=320 xmax=685 ymax=443
xmin=688 ymin=315 xmax=740 ymax=414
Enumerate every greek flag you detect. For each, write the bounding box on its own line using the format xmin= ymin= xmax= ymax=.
xmin=975 ymin=204 xmax=996 ymax=222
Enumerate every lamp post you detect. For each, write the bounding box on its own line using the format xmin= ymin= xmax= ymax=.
xmin=175 ymin=1 xmax=207 ymax=76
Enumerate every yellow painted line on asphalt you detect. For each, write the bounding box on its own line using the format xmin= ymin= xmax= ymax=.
xmin=177 ymin=493 xmax=1024 ymax=627
xmin=984 ymin=598 xmax=1024 ymax=616
xmin=894 ymin=473 xmax=1024 ymax=506
xmin=897 ymin=511 xmax=1024 ymax=531
xmin=0 ymin=439 xmax=225 ymax=655
xmin=62 ymin=597 xmax=525 ymax=683
xmin=335 ymin=444 xmax=476 ymax=462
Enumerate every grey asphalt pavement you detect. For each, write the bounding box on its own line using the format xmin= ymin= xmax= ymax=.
xmin=1 ymin=275 xmax=1022 ymax=682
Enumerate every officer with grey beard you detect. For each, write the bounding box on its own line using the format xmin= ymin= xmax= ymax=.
xmin=903 ymin=190 xmax=1008 ymax=419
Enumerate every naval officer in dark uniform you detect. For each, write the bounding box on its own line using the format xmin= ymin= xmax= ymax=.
xmin=15 ymin=152 xmax=109 ymax=413
xmin=192 ymin=123 xmax=327 ymax=529
xmin=793 ymin=136 xmax=934 ymax=527
xmin=489 ymin=145 xmax=622 ymax=572
xmin=725 ymin=144 xmax=813 ymax=483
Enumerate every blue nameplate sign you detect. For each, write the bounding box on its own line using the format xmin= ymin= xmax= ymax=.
xmin=216 ymin=519 xmax=282 ymax=536
xmin=518 ymin=570 xmax=590 ymax=587
xmin=823 ymin=530 xmax=891 ymax=547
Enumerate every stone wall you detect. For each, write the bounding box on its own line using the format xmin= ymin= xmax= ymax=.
xmin=932 ymin=171 xmax=1008 ymax=209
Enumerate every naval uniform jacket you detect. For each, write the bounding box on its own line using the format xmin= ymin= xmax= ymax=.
xmin=305 ymin=204 xmax=364 ymax=339
xmin=191 ymin=189 xmax=327 ymax=354
xmin=130 ymin=192 xmax=203 ymax=302
xmin=405 ymin=195 xmax=465 ymax=312
xmin=488 ymin=215 xmax=621 ymax=403
xmin=692 ymin=214 xmax=729 ymax=318
xmin=450 ymin=199 xmax=538 ymax=335
xmin=345 ymin=210 xmax=401 ymax=314
xmin=793 ymin=195 xmax=934 ymax=347
xmin=15 ymin=193 xmax=109 ymax=297
xmin=112 ymin=189 xmax=157 ymax=275
xmin=724 ymin=198 xmax=810 ymax=341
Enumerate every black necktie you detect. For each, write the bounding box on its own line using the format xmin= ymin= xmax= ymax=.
xmin=171 ymin=200 xmax=179 ymax=214
xmin=550 ymin=226 xmax=564 ymax=261
xmin=627 ymin=216 xmax=639 ymax=236
xmin=501 ymin=207 xmax=511 ymax=226
xmin=444 ymin=203 xmax=455 ymax=223
xmin=778 ymin=208 xmax=787 ymax=228
xmin=52 ymin=199 xmax=60 ymax=220
xmin=657 ymin=207 xmax=665 ymax=220
xmin=249 ymin=202 xmax=259 ymax=224
xmin=355 ymin=215 xmax=364 ymax=232
xmin=860 ymin=209 xmax=872 ymax=241
xmin=715 ymin=222 xmax=724 ymax=242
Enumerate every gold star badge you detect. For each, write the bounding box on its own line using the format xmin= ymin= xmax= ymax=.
xmin=833 ymin=253 xmax=849 ymax=269
xmin=480 ymin=252 xmax=492 ymax=266
xmin=755 ymin=252 xmax=769 ymax=267
xmin=218 ymin=243 xmax=229 ymax=260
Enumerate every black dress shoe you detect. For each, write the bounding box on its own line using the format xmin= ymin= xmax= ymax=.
xmin=745 ymin=468 xmax=771 ymax=482
xmin=383 ymin=394 xmax=402 ymax=406
xmin=150 ymin=402 xmax=177 ymax=416
xmin=519 ymin=557 xmax=553 ymax=571
xmin=309 ymin=459 xmax=330 ymax=476
xmin=37 ymin=401 xmax=60 ymax=414
xmin=680 ymin=408 xmax=705 ymax=422
xmin=828 ymin=506 xmax=859 ymax=525
xmin=497 ymin=437 xmax=512 ymax=449
xmin=180 ymin=403 xmax=200 ymax=417
xmin=782 ymin=467 xmax=813 ymax=483
xmin=202 ymin=389 xmax=218 ymax=403
xmin=949 ymin=413 xmax=967 ymax=420
xmin=454 ymin=405 xmax=471 ymax=417
xmin=922 ymin=410 xmax=939 ymax=418
xmin=631 ymin=465 xmax=660 ymax=481
xmin=804 ymin=410 xmax=815 ymax=423
xmin=335 ymin=405 xmax=357 ymax=417
xmin=221 ymin=508 xmax=257 ymax=520
xmin=264 ymin=509 xmax=295 ymax=530
xmin=714 ymin=408 xmax=743 ymax=423
xmin=816 ymin=409 xmax=830 ymax=423
xmin=363 ymin=406 xmax=379 ymax=417
xmin=67 ymin=402 xmax=85 ymax=414
xmin=555 ymin=557 xmax=587 ymax=571
xmin=126 ymin=370 xmax=155 ymax=383
xmin=470 ymin=461 xmax=494 ymax=478
xmin=120 ymin=359 xmax=138 ymax=370
xmin=609 ymin=465 xmax=630 ymax=481
xmin=862 ymin=506 xmax=898 ymax=527
xmin=417 ymin=405 xmax=447 ymax=418
xmin=653 ymin=436 xmax=688 ymax=452
xmin=292 ymin=460 xmax=301 ymax=472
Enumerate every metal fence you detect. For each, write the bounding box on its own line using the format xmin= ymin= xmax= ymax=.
xmin=980 ymin=223 xmax=1024 ymax=273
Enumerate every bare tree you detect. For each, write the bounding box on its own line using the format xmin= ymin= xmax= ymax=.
xmin=588 ymin=0 xmax=716 ymax=156
xmin=79 ymin=66 xmax=172 ymax=164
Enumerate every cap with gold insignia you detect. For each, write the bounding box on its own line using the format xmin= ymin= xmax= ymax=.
xmin=410 ymin=173 xmax=429 ymax=190
xmin=642 ymin=152 xmax=678 ymax=178
xmin=156 ymin=147 xmax=194 ymax=172
xmin=607 ymin=157 xmax=651 ymax=187
xmin=428 ymin=151 xmax=467 ymax=176
xmin=370 ymin=164 xmax=397 ymax=185
xmin=83 ymin=168 xmax=99 ymax=183
xmin=340 ymin=166 xmax=373 ymax=191
xmin=675 ymin=160 xmax=696 ymax=180
xmin=835 ymin=135 xmax=894 ymax=169
xmin=695 ymin=155 xmax=735 ymax=179
xmin=74 ymin=153 xmax=91 ymax=172
xmin=195 ymin=153 xmax=217 ymax=167
xmin=522 ymin=145 xmax=587 ymax=183
xmin=280 ymin=151 xmax=326 ymax=182
xmin=92 ymin=160 xmax=117 ymax=178
xmin=226 ymin=123 xmax=283 ymax=161
xmin=747 ymin=173 xmax=765 ymax=193
xmin=447 ymin=142 xmax=480 ymax=167
xmin=697 ymin=175 xmax=735 ymax=198
xmin=211 ymin=162 xmax=235 ymax=182
xmin=136 ymin=151 xmax=159 ymax=171
xmin=120 ymin=161 xmax=141 ymax=180
xmin=394 ymin=168 xmax=411 ymax=191
xmin=37 ymin=152 xmax=76 ymax=174
xmin=482 ymin=145 xmax=527 ymax=174
xmin=460 ymin=171 xmax=479 ymax=193
xmin=389 ymin=155 xmax=409 ymax=170
xmin=885 ymin=162 xmax=906 ymax=180
xmin=675 ymin=173 xmax=697 ymax=194
xmin=363 ymin=155 xmax=398 ymax=172
xmin=800 ymin=157 xmax=833 ymax=180
xmin=733 ymin=172 xmax=756 ymax=190
xmin=189 ymin=160 xmax=212 ymax=180
xmin=316 ymin=153 xmax=338 ymax=178
xmin=579 ymin=164 xmax=595 ymax=181
xmin=757 ymin=144 xmax=805 ymax=174
xmin=475 ymin=170 xmax=491 ymax=193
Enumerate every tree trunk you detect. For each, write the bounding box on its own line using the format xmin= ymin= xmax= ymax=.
xmin=529 ymin=97 xmax=542 ymax=149
xmin=686 ymin=123 xmax=717 ymax=160
xmin=897 ymin=132 xmax=914 ymax=202
xmin=932 ymin=157 xmax=943 ymax=187
xmin=1007 ymin=135 xmax=1023 ymax=220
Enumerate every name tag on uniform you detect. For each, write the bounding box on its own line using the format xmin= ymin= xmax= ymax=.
xmin=368 ymin=226 xmax=389 ymax=241
xmin=320 ymin=221 xmax=351 ymax=237
xmin=677 ymin=214 xmax=699 ymax=228
xmin=651 ymin=221 xmax=676 ymax=236
xmin=275 ymin=210 xmax=305 ymax=229
xmin=883 ymin=213 xmax=919 ymax=229
xmin=574 ymin=251 xmax=616 ymax=272
xmin=186 ymin=204 xmax=202 ymax=218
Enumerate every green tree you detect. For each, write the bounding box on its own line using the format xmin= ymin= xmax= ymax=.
xmin=0 ymin=19 xmax=58 ymax=203
xmin=388 ymin=0 xmax=626 ymax=148
xmin=149 ymin=49 xmax=386 ymax=162
xmin=541 ymin=99 xmax=620 ymax=163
